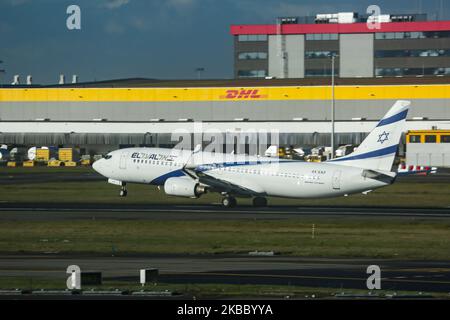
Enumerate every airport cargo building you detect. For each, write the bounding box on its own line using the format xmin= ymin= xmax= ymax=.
xmin=1 ymin=12 xmax=450 ymax=167
xmin=232 ymin=13 xmax=450 ymax=78
xmin=1 ymin=78 xmax=450 ymax=165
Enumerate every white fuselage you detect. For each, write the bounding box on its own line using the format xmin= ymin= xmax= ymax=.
xmin=93 ymin=147 xmax=392 ymax=199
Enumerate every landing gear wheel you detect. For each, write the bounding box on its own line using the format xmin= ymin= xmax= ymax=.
xmin=252 ymin=197 xmax=267 ymax=207
xmin=222 ymin=196 xmax=237 ymax=208
xmin=119 ymin=186 xmax=128 ymax=197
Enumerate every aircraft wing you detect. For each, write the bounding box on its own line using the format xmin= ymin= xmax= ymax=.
xmin=183 ymin=167 xmax=265 ymax=197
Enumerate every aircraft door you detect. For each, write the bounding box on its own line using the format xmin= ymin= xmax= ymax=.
xmin=119 ymin=151 xmax=128 ymax=170
xmin=332 ymin=170 xmax=341 ymax=190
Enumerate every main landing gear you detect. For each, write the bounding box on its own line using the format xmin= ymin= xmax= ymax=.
xmin=221 ymin=196 xmax=268 ymax=208
xmin=222 ymin=196 xmax=237 ymax=208
xmin=119 ymin=184 xmax=128 ymax=197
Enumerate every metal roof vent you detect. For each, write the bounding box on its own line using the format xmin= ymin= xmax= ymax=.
xmin=11 ymin=75 xmax=20 ymax=85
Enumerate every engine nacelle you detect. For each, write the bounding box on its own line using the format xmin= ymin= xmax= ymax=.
xmin=163 ymin=177 xmax=207 ymax=198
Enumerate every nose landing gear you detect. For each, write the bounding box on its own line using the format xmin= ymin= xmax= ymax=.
xmin=119 ymin=184 xmax=128 ymax=197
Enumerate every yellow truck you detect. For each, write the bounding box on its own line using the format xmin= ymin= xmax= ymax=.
xmin=58 ymin=148 xmax=80 ymax=162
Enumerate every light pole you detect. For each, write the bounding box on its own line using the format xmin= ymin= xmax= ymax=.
xmin=330 ymin=55 xmax=336 ymax=159
xmin=195 ymin=67 xmax=205 ymax=80
xmin=0 ymin=60 xmax=5 ymax=86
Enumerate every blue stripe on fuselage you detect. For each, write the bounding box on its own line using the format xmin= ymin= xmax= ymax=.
xmin=150 ymin=169 xmax=186 ymax=185
xmin=377 ymin=109 xmax=408 ymax=127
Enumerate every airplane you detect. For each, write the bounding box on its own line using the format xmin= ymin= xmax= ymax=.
xmin=92 ymin=100 xmax=410 ymax=207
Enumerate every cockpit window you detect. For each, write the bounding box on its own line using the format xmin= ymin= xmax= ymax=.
xmin=105 ymin=154 xmax=112 ymax=160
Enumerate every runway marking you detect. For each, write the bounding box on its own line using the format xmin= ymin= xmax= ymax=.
xmin=168 ymin=272 xmax=450 ymax=286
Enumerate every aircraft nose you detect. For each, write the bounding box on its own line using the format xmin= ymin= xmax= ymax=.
xmin=92 ymin=158 xmax=104 ymax=174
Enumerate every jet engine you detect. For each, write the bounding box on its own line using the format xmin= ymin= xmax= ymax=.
xmin=163 ymin=177 xmax=207 ymax=198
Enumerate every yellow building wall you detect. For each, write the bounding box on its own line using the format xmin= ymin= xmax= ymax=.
xmin=1 ymin=84 xmax=450 ymax=102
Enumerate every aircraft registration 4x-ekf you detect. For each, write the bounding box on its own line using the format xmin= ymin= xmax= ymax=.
xmin=93 ymin=100 xmax=410 ymax=207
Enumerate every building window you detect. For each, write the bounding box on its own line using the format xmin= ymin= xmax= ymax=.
xmin=237 ymin=70 xmax=267 ymax=78
xmin=409 ymin=32 xmax=422 ymax=39
xmin=395 ymin=32 xmax=405 ymax=39
xmin=376 ymin=67 xmax=450 ymax=77
xmin=423 ymin=31 xmax=450 ymax=38
xmin=305 ymin=33 xmax=338 ymax=41
xmin=238 ymin=34 xmax=268 ymax=42
xmin=305 ymin=69 xmax=339 ymax=77
xmin=425 ymin=135 xmax=437 ymax=143
xmin=305 ymin=50 xmax=338 ymax=59
xmin=409 ymin=135 xmax=421 ymax=143
xmin=238 ymin=52 xmax=268 ymax=60
xmin=441 ymin=135 xmax=450 ymax=143
xmin=375 ymin=31 xmax=450 ymax=40
xmin=375 ymin=49 xmax=450 ymax=58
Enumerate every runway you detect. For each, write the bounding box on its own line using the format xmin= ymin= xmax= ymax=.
xmin=0 ymin=203 xmax=449 ymax=221
xmin=0 ymin=254 xmax=449 ymax=296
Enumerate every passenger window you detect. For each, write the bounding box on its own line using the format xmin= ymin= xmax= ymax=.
xmin=441 ymin=135 xmax=450 ymax=143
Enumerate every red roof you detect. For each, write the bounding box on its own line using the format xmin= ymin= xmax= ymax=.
xmin=230 ymin=21 xmax=450 ymax=35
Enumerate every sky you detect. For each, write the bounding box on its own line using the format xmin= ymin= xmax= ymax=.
xmin=0 ymin=0 xmax=449 ymax=84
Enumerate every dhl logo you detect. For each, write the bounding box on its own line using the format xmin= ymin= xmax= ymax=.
xmin=220 ymin=89 xmax=267 ymax=99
